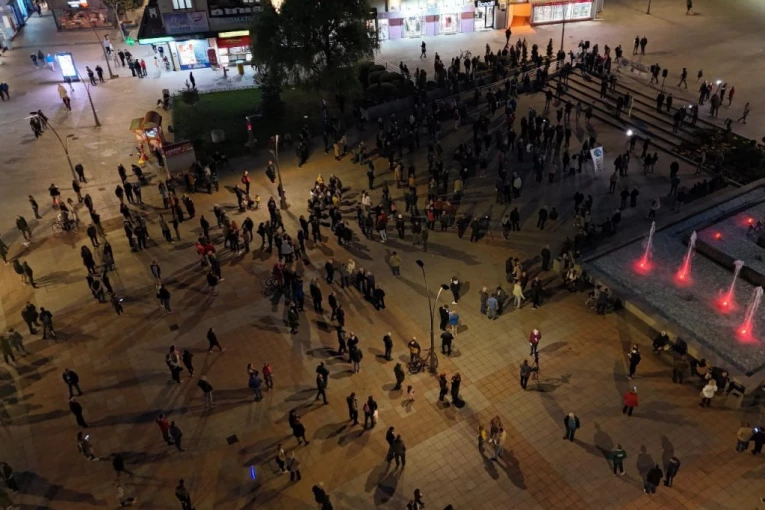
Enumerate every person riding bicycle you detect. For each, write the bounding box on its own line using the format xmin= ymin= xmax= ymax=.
xmin=272 ymin=263 xmax=285 ymax=288
xmin=57 ymin=209 xmax=72 ymax=231
xmin=408 ymin=338 xmax=421 ymax=364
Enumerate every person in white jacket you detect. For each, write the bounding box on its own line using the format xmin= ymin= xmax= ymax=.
xmin=700 ymin=380 xmax=717 ymax=407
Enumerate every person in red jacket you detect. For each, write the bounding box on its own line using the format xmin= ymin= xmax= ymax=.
xmin=623 ymin=387 xmax=639 ymax=417
xmin=529 ymin=328 xmax=541 ymax=356
xmin=155 ymin=413 xmax=173 ymax=445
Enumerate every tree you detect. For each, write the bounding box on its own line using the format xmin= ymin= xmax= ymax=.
xmin=102 ymin=0 xmax=141 ymax=32
xmin=251 ymin=0 xmax=377 ymax=87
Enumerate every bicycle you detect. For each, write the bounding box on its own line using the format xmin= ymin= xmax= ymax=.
xmin=51 ymin=220 xmax=79 ymax=234
xmin=263 ymin=276 xmax=281 ymax=297
xmin=408 ymin=348 xmax=438 ymax=374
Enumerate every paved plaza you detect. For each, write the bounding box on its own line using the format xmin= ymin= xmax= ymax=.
xmin=0 ymin=0 xmax=765 ymax=509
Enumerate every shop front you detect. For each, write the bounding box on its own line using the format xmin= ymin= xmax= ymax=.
xmin=530 ymin=0 xmax=593 ymax=25
xmin=0 ymin=2 xmax=19 ymax=48
xmin=377 ymin=0 xmax=509 ymax=40
xmin=50 ymin=0 xmax=113 ymax=30
xmin=171 ymin=37 xmax=213 ymax=70
xmin=215 ymin=32 xmax=251 ymax=67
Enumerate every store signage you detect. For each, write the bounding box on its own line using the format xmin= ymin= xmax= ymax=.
xmin=219 ymin=30 xmax=249 ymax=38
xmin=532 ymin=0 xmax=593 ymax=24
xmin=208 ymin=0 xmax=263 ymax=18
xmin=55 ymin=52 xmax=78 ymax=79
xmin=162 ymin=12 xmax=209 ymax=35
xmin=163 ymin=140 xmax=195 ymax=157
xmin=66 ymin=0 xmax=87 ymax=7
xmin=476 ymin=1 xmax=496 ymax=7
xmin=125 ymin=36 xmax=135 ymax=45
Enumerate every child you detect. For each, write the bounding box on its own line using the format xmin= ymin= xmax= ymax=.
xmin=407 ymin=385 xmax=415 ymax=404
xmin=478 ymin=424 xmax=488 ymax=451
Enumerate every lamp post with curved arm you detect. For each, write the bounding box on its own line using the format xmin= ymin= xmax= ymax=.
xmin=415 ymin=259 xmax=449 ymax=374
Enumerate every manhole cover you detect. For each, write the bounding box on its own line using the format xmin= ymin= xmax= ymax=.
xmin=226 ymin=434 xmax=239 ymax=445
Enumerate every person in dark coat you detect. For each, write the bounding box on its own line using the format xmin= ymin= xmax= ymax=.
xmin=645 ymin=465 xmax=663 ymax=495
xmin=69 ymin=397 xmax=88 ymax=427
xmin=664 ymin=456 xmax=680 ymax=487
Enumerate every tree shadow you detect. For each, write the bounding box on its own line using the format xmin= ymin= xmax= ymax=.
xmin=17 ymin=471 xmax=106 ymax=504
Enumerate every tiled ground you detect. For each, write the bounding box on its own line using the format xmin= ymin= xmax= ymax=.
xmin=1 ymin=59 xmax=763 ymax=510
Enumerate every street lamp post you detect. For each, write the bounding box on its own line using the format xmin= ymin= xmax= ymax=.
xmin=646 ymin=0 xmax=651 ymax=14
xmin=31 ymin=113 xmax=76 ymax=180
xmin=415 ymin=259 xmax=449 ymax=374
xmin=270 ymin=135 xmax=288 ymax=210
xmin=76 ymin=70 xmax=102 ymax=127
xmin=88 ymin=21 xmax=117 ymax=79
xmin=559 ymin=2 xmax=568 ymax=53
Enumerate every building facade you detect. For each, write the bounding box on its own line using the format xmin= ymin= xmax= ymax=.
xmin=0 ymin=0 xmax=34 ymax=47
xmin=48 ymin=0 xmax=115 ymax=31
xmin=138 ymin=0 xmax=261 ymax=70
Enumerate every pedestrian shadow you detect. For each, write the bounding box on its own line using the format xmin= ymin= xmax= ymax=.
xmin=313 ymin=421 xmax=348 ymax=441
xmin=16 ymin=471 xmax=105 ymax=504
xmin=306 ymin=347 xmax=334 ymax=359
xmin=363 ymin=463 xmax=388 ymax=493
xmin=498 ymin=449 xmax=527 ymax=489
xmin=661 ymin=435 xmax=674 ymax=470
xmin=16 ymin=408 xmax=69 ymax=425
xmin=636 ymin=445 xmax=655 ymax=479
xmin=284 ymin=388 xmax=314 ymax=402
xmin=480 ymin=448 xmax=500 ymax=480
xmin=374 ymin=470 xmax=400 ymax=505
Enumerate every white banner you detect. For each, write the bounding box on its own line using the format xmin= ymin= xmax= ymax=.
xmin=590 ymin=146 xmax=604 ymax=174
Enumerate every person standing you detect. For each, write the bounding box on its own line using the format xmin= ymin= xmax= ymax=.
xmin=529 ymin=329 xmax=541 ymax=356
xmin=157 ymin=285 xmax=171 ymax=312
xmin=7 ymin=328 xmax=27 ymax=356
xmin=644 ymin=465 xmax=663 ymax=495
xmin=1 ymin=335 xmax=15 ymax=365
xmin=69 ymin=397 xmax=88 ymax=427
xmin=610 ymin=445 xmax=627 ymax=475
xmin=262 ymin=362 xmax=273 ymax=389
xmin=392 ymin=435 xmax=407 ymax=468
xmin=389 ymin=251 xmax=402 ymax=277
xmin=664 ymin=456 xmax=680 ymax=487
xmin=63 ymin=368 xmax=83 ymax=397
xmin=383 ymin=333 xmax=393 ymax=361
xmin=248 ymin=368 xmax=263 ymax=401
xmin=491 ymin=427 xmax=506 ymax=461
xmin=393 ymin=362 xmax=406 ymax=390
xmin=449 ymin=277 xmax=461 ymax=304
xmin=275 ymin=444 xmax=287 ymax=473
xmin=737 ymin=423 xmax=754 ymax=452
xmin=363 ymin=395 xmax=378 ymax=429
xmin=287 ymin=452 xmax=301 ymax=482
xmin=623 ymin=386 xmax=639 ymax=416
xmin=0 ymin=462 xmax=19 ymax=494
xmin=198 ymin=376 xmax=214 ymax=409
xmin=440 ymin=329 xmax=454 ymax=356
xmin=672 ymin=354 xmax=689 ymax=383
xmin=346 ymin=392 xmax=359 ymax=425
xmin=563 ymin=412 xmax=579 ymax=441
xmin=520 ymin=360 xmax=532 ymax=390
xmin=175 ymin=479 xmax=193 ymax=510
xmin=700 ymin=379 xmax=717 ymax=407
xmin=628 ymin=345 xmax=641 ymax=378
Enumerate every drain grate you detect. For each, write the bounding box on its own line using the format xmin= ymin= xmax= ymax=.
xmin=226 ymin=434 xmax=239 ymax=445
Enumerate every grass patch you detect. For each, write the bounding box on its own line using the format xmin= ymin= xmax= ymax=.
xmin=171 ymin=87 xmax=351 ymax=158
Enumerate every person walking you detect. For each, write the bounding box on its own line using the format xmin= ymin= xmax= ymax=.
xmin=77 ymin=431 xmax=97 ymax=460
xmin=206 ymin=327 xmax=225 ymax=352
xmin=519 ymin=360 xmax=532 ymax=390
xmin=112 ymin=453 xmax=135 ymax=478
xmin=644 ymin=465 xmax=663 ymax=495
xmin=672 ymin=354 xmax=689 ymax=383
xmin=737 ymin=102 xmax=751 ymax=124
xmin=610 ymin=444 xmax=627 ymax=475
xmin=563 ymin=412 xmax=579 ymax=441
xmin=7 ymin=328 xmax=27 ymax=356
xmin=622 ymin=386 xmax=639 ymax=416
xmin=69 ymin=397 xmax=88 ymax=427
xmin=627 ymin=345 xmax=641 ymax=378
xmin=181 ymin=350 xmax=194 ymax=376
xmin=664 ymin=456 xmax=680 ymax=487
xmin=315 ymin=373 xmax=328 ymax=404
xmin=449 ymin=277 xmax=461 ymax=304
xmin=156 ymin=413 xmax=174 ymax=445
xmin=198 ymin=376 xmax=214 ymax=409
xmin=157 ymin=284 xmax=171 ymax=312
xmin=1 ymin=335 xmax=15 ymax=365
xmin=63 ymin=368 xmax=83 ymax=397
xmin=175 ymin=479 xmax=193 ymax=510
xmin=170 ymin=421 xmax=184 ymax=451
xmin=363 ymin=395 xmax=378 ymax=429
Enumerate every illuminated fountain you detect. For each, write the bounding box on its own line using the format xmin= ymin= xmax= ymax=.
xmin=676 ymin=231 xmax=697 ymax=282
xmin=720 ymin=260 xmax=745 ymax=310
xmin=637 ymin=221 xmax=656 ymax=272
xmin=739 ymin=286 xmax=763 ymax=338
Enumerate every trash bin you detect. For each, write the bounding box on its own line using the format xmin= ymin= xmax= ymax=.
xmin=211 ymin=129 xmax=225 ymax=144
xmin=237 ymin=63 xmax=244 ymax=76
xmin=725 ymin=388 xmax=744 ymax=410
